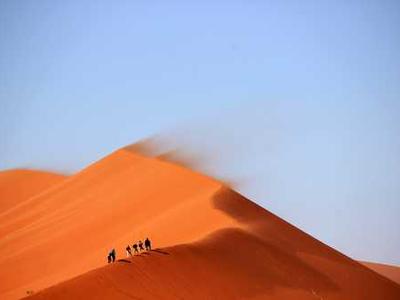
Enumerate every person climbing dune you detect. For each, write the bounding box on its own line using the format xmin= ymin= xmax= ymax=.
xmin=110 ymin=248 xmax=116 ymax=262
xmin=133 ymin=243 xmax=139 ymax=254
xmin=138 ymin=240 xmax=144 ymax=251
xmin=145 ymin=237 xmax=151 ymax=251
xmin=126 ymin=245 xmax=132 ymax=257
xmin=107 ymin=248 xmax=116 ymax=263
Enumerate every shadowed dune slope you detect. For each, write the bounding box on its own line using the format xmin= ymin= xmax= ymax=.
xmin=0 ymin=170 xmax=66 ymax=213
xmin=361 ymin=262 xmax=400 ymax=285
xmin=1 ymin=148 xmax=399 ymax=299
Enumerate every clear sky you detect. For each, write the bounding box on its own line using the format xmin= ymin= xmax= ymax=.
xmin=1 ymin=1 xmax=399 ymax=264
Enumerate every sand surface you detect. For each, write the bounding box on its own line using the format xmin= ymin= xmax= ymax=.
xmin=0 ymin=148 xmax=399 ymax=299
xmin=0 ymin=170 xmax=65 ymax=213
xmin=361 ymin=261 xmax=400 ymax=285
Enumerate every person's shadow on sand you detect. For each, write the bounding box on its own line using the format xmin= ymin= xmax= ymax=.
xmin=152 ymin=249 xmax=170 ymax=255
xmin=115 ymin=248 xmax=170 ymax=262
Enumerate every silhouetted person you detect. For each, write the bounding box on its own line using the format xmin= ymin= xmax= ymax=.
xmin=110 ymin=248 xmax=116 ymax=262
xmin=126 ymin=245 xmax=132 ymax=257
xmin=133 ymin=243 xmax=139 ymax=254
xmin=144 ymin=237 xmax=151 ymax=251
xmin=108 ymin=248 xmax=116 ymax=263
xmin=138 ymin=240 xmax=144 ymax=251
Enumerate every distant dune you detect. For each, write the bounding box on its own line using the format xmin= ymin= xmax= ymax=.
xmin=0 ymin=169 xmax=66 ymax=213
xmin=0 ymin=148 xmax=399 ymax=299
xmin=361 ymin=261 xmax=400 ymax=285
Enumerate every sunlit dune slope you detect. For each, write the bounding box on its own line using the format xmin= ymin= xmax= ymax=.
xmin=28 ymin=189 xmax=400 ymax=300
xmin=0 ymin=169 xmax=66 ymax=213
xmin=1 ymin=148 xmax=399 ymax=299
xmin=0 ymin=148 xmax=234 ymax=299
xmin=361 ymin=261 xmax=400 ymax=285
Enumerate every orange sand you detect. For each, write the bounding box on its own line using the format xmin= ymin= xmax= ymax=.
xmin=362 ymin=261 xmax=400 ymax=285
xmin=0 ymin=148 xmax=399 ymax=299
xmin=0 ymin=170 xmax=65 ymax=213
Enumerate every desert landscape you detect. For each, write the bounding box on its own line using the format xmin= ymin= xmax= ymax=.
xmin=0 ymin=146 xmax=399 ymax=299
xmin=2 ymin=1 xmax=400 ymax=299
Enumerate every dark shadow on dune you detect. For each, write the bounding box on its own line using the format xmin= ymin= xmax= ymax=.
xmin=117 ymin=259 xmax=131 ymax=263
xmin=207 ymin=187 xmax=345 ymax=298
xmin=167 ymin=227 xmax=339 ymax=299
xmin=152 ymin=249 xmax=170 ymax=255
xmin=208 ymin=187 xmax=400 ymax=298
xmin=132 ymin=252 xmax=152 ymax=258
xmin=212 ymin=187 xmax=363 ymax=266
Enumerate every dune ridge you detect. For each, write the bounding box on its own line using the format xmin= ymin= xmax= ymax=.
xmin=0 ymin=149 xmax=234 ymax=299
xmin=361 ymin=261 xmax=400 ymax=285
xmin=0 ymin=148 xmax=399 ymax=299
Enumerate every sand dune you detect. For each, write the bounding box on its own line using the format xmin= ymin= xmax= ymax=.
xmin=0 ymin=169 xmax=66 ymax=213
xmin=361 ymin=261 xmax=400 ymax=285
xmin=0 ymin=148 xmax=399 ymax=299
xmin=27 ymin=234 xmax=400 ymax=300
xmin=0 ymin=149 xmax=233 ymax=299
xmin=26 ymin=189 xmax=400 ymax=300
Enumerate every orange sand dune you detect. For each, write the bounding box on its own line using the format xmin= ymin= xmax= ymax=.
xmin=0 ymin=169 xmax=66 ymax=213
xmin=361 ymin=261 xmax=400 ymax=285
xmin=1 ymin=148 xmax=399 ymax=299
xmin=28 ymin=231 xmax=400 ymax=300
xmin=27 ymin=189 xmax=400 ymax=300
xmin=0 ymin=148 xmax=233 ymax=299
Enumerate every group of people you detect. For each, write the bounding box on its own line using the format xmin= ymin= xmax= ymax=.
xmin=126 ymin=238 xmax=152 ymax=256
xmin=107 ymin=237 xmax=152 ymax=263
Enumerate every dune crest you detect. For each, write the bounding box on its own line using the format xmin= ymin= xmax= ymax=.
xmin=361 ymin=261 xmax=400 ymax=285
xmin=0 ymin=148 xmax=399 ymax=299
xmin=0 ymin=149 xmax=232 ymax=299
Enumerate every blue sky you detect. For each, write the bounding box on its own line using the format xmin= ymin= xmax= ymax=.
xmin=1 ymin=1 xmax=399 ymax=264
